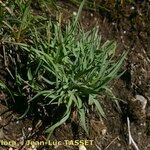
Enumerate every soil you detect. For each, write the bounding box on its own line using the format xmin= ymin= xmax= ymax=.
xmin=0 ymin=1 xmax=150 ymax=150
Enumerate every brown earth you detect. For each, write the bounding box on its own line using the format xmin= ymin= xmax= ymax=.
xmin=0 ymin=1 xmax=150 ymax=150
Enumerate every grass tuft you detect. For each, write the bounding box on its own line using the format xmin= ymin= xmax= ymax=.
xmin=0 ymin=0 xmax=127 ymax=138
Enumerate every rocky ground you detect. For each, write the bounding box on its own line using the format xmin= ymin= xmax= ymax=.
xmin=0 ymin=1 xmax=150 ymax=150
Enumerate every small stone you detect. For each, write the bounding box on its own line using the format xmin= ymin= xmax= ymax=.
xmin=16 ymin=121 xmax=19 ymax=124
xmin=135 ymin=95 xmax=147 ymax=110
xmin=138 ymin=132 xmax=142 ymax=135
xmin=73 ymin=12 xmax=77 ymax=16
xmin=20 ymin=136 xmax=24 ymax=140
xmin=31 ymin=145 xmax=35 ymax=149
xmin=102 ymin=128 xmax=107 ymax=135
xmin=112 ymin=22 xmax=116 ymax=25
xmin=79 ymin=145 xmax=86 ymax=150
xmin=9 ymin=148 xmax=13 ymax=150
xmin=117 ymin=143 xmax=121 ymax=147
xmin=28 ymin=127 xmax=33 ymax=131
xmin=54 ymin=145 xmax=59 ymax=149
xmin=131 ymin=6 xmax=135 ymax=10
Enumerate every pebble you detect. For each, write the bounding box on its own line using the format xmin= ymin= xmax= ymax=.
xmin=138 ymin=132 xmax=142 ymax=135
xmin=90 ymin=13 xmax=93 ymax=17
xmin=28 ymin=127 xmax=33 ymax=131
xmin=102 ymin=128 xmax=107 ymax=135
xmin=16 ymin=121 xmax=19 ymax=124
xmin=112 ymin=22 xmax=116 ymax=25
xmin=135 ymin=95 xmax=147 ymax=110
xmin=79 ymin=145 xmax=87 ymax=150
xmin=131 ymin=6 xmax=135 ymax=10
xmin=73 ymin=12 xmax=77 ymax=16
xmin=117 ymin=143 xmax=121 ymax=147
xmin=31 ymin=145 xmax=35 ymax=149
xmin=140 ymin=122 xmax=146 ymax=126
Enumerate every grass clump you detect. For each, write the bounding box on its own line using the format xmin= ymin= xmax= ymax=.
xmin=0 ymin=0 xmax=126 ymax=138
